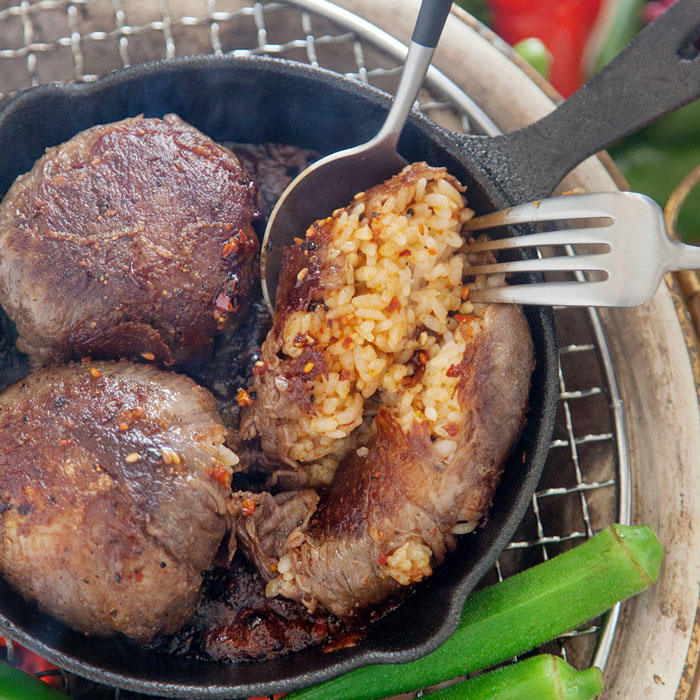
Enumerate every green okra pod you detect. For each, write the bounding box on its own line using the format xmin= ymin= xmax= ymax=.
xmin=0 ymin=661 xmax=71 ymax=700
xmin=426 ymin=655 xmax=604 ymax=700
xmin=286 ymin=523 xmax=662 ymax=700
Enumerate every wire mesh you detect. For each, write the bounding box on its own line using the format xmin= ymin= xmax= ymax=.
xmin=0 ymin=0 xmax=629 ymax=697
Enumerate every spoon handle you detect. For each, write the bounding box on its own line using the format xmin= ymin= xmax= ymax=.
xmin=372 ymin=0 xmax=453 ymax=150
xmin=412 ymin=0 xmax=454 ymax=48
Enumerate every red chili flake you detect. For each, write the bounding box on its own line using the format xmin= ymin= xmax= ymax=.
xmin=211 ymin=464 xmax=231 ymax=487
xmin=428 ymin=248 xmax=437 ymax=256
xmin=398 ymin=249 xmax=411 ymax=257
xmin=387 ymin=296 xmax=401 ymax=313
xmin=311 ymin=619 xmax=329 ymax=639
xmin=454 ymin=314 xmax=473 ymax=323
xmin=460 ymin=285 xmax=470 ymax=300
xmin=417 ymin=351 xmax=428 ymax=366
xmin=134 ymin=570 xmax=144 ymax=582
xmin=214 ymin=309 xmax=228 ymax=325
xmin=236 ymin=387 xmax=254 ymax=407
xmin=241 ymin=497 xmax=257 ymax=517
xmin=377 ymin=552 xmax=387 ymax=566
xmin=221 ymin=239 xmax=238 ymax=258
xmin=342 ymin=336 xmax=353 ymax=349
xmin=118 ymin=422 xmax=129 ymax=432
xmin=59 ymin=438 xmax=73 ymax=447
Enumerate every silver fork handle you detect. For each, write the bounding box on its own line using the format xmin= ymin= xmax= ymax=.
xmin=667 ymin=238 xmax=700 ymax=273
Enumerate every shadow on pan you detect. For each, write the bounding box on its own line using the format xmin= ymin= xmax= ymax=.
xmin=0 ymin=55 xmax=559 ymax=698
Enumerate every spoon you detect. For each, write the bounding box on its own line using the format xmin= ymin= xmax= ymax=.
xmin=260 ymin=0 xmax=454 ymax=312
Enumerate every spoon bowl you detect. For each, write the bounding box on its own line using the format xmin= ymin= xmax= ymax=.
xmin=260 ymin=0 xmax=453 ymax=311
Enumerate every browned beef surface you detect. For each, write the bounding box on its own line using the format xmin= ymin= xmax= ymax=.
xmin=289 ymin=304 xmax=533 ymax=618
xmin=161 ymin=556 xmax=347 ymax=662
xmin=0 ymin=361 xmax=235 ymax=642
xmin=0 ymin=115 xmax=260 ymax=367
xmin=237 ymin=169 xmax=534 ymax=616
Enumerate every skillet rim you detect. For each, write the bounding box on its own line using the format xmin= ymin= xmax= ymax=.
xmin=0 ymin=54 xmax=558 ymax=698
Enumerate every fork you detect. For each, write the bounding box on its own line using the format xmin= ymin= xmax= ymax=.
xmin=462 ymin=191 xmax=700 ymax=307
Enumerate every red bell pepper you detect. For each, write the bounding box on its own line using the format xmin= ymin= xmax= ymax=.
xmin=486 ymin=0 xmax=602 ymax=96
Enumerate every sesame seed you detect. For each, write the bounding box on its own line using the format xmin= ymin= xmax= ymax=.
xmin=125 ymin=453 xmax=140 ymax=463
xmin=303 ymin=361 xmax=315 ymax=374
xmin=297 ymin=268 xmax=308 ymax=281
xmin=140 ymin=352 xmax=155 ymax=361
xmin=90 ymin=368 xmax=101 ymax=378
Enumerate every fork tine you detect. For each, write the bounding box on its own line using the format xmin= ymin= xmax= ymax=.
xmin=466 ymin=254 xmax=609 ymax=276
xmin=468 ymin=281 xmax=614 ymax=307
xmin=464 ymin=193 xmax=616 ymax=231
xmin=466 ymin=227 xmax=612 ymax=252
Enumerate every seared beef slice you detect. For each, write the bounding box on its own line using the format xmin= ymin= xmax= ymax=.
xmin=0 ymin=114 xmax=260 ymax=367
xmin=0 ymin=362 xmax=237 ymax=642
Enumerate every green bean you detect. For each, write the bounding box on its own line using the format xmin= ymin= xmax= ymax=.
xmin=285 ymin=523 xmax=662 ymax=700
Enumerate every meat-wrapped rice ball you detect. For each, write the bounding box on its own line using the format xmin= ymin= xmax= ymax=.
xmin=0 ymin=114 xmax=260 ymax=367
xmin=239 ymin=163 xmax=533 ymax=618
xmin=0 ymin=362 xmax=238 ymax=642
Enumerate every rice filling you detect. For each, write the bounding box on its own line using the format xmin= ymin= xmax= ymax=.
xmin=262 ymin=163 xmax=490 ymax=486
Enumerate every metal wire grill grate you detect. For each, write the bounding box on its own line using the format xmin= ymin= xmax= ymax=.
xmin=0 ymin=1 xmax=629 ymax=697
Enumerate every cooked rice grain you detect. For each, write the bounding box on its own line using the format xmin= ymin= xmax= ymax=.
xmin=273 ymin=163 xmax=490 ymax=485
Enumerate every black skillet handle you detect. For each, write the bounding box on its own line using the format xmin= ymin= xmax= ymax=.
xmin=459 ymin=0 xmax=700 ymax=202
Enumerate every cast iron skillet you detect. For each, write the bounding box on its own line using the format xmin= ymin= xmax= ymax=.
xmin=0 ymin=57 xmax=555 ymax=697
xmin=0 ymin=2 xmax=697 ymax=696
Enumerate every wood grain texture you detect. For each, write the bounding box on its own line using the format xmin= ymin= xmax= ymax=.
xmin=341 ymin=1 xmax=700 ymax=696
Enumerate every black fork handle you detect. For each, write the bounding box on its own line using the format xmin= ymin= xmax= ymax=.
xmin=458 ymin=0 xmax=700 ymax=203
